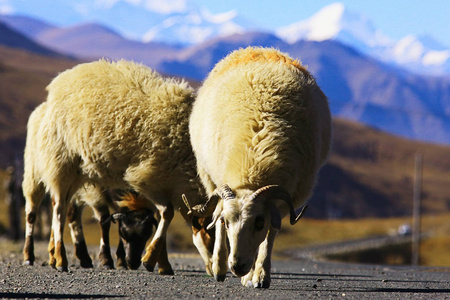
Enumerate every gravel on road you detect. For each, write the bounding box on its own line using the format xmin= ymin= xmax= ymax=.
xmin=0 ymin=238 xmax=449 ymax=299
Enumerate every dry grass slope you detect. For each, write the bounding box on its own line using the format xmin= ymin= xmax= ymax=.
xmin=309 ymin=118 xmax=450 ymax=218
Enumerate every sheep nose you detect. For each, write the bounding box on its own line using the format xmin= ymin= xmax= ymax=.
xmin=230 ymin=261 xmax=251 ymax=277
xmin=127 ymin=259 xmax=141 ymax=270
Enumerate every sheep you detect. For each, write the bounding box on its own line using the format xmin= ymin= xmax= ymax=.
xmin=22 ymin=59 xmax=214 ymax=274
xmin=22 ymin=100 xmax=158 ymax=270
xmin=65 ymin=188 xmax=158 ymax=270
xmin=186 ymin=47 xmax=332 ymax=288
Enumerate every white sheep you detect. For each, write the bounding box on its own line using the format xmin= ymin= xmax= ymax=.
xmin=23 ymin=99 xmax=158 ymax=271
xmin=187 ymin=47 xmax=332 ymax=288
xmin=22 ymin=59 xmax=213 ymax=273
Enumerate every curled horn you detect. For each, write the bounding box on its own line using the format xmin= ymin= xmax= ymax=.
xmin=207 ymin=184 xmax=235 ymax=230
xmin=217 ymin=184 xmax=236 ymax=201
xmin=182 ymin=195 xmax=218 ymax=218
xmin=182 ymin=184 xmax=235 ymax=218
xmin=250 ymin=185 xmax=307 ymax=225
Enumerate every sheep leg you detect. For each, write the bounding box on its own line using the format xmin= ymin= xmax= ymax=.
xmin=241 ymin=227 xmax=277 ymax=288
xmin=156 ymin=239 xmax=174 ymax=275
xmin=116 ymin=238 xmax=127 ymax=269
xmin=211 ymin=219 xmax=228 ymax=281
xmin=97 ymin=211 xmax=115 ymax=269
xmin=48 ymin=228 xmax=56 ymax=267
xmin=141 ymin=204 xmax=174 ymax=273
xmin=22 ymin=180 xmax=46 ymax=266
xmin=89 ymin=192 xmax=115 ymax=270
xmin=191 ymin=216 xmax=216 ymax=277
xmin=192 ymin=230 xmax=213 ymax=276
xmin=83 ymin=188 xmax=115 ymax=269
xmin=67 ymin=200 xmax=94 ymax=268
xmin=50 ymin=193 xmax=69 ymax=272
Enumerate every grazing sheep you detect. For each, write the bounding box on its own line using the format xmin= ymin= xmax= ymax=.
xmin=187 ymin=47 xmax=332 ymax=288
xmin=22 ymin=101 xmax=158 ymax=270
xmin=66 ymin=188 xmax=158 ymax=270
xmin=22 ymin=59 xmax=212 ymax=274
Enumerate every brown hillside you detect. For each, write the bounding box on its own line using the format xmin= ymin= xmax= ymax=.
xmin=308 ymin=119 xmax=450 ymax=218
xmin=0 ymin=45 xmax=448 ymax=218
xmin=0 ymin=45 xmax=78 ymax=163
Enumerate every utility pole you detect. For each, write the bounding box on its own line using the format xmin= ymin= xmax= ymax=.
xmin=412 ymin=153 xmax=423 ymax=265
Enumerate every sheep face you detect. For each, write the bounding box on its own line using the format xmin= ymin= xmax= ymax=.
xmin=220 ymin=193 xmax=281 ymax=277
xmin=111 ymin=209 xmax=157 ymax=269
xmin=199 ymin=184 xmax=302 ymax=278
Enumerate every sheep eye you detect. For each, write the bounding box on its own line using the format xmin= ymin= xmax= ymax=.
xmin=220 ymin=217 xmax=227 ymax=228
xmin=255 ymin=216 xmax=265 ymax=231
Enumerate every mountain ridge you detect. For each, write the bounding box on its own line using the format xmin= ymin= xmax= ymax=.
xmin=0 ymin=16 xmax=448 ymax=145
xmin=0 ymin=20 xmax=62 ymax=57
xmin=2 ymin=2 xmax=449 ymax=76
xmin=0 ymin=44 xmax=448 ymax=219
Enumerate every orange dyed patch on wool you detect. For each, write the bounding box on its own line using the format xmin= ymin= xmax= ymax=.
xmin=215 ymin=47 xmax=308 ymax=76
xmin=119 ymin=192 xmax=149 ymax=211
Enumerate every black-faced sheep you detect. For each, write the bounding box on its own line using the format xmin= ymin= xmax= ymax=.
xmin=22 ymin=59 xmax=212 ymax=274
xmin=65 ymin=188 xmax=158 ymax=270
xmin=187 ymin=47 xmax=332 ymax=288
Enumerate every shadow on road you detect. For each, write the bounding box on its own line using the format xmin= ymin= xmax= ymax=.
xmin=0 ymin=292 xmax=123 ymax=299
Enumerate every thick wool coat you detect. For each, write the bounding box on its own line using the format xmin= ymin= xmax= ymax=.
xmin=23 ymin=59 xmax=204 ymax=210
xmin=190 ymin=47 xmax=332 ymax=212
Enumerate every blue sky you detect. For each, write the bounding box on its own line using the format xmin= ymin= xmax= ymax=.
xmin=1 ymin=0 xmax=449 ymax=47
xmin=197 ymin=0 xmax=450 ymax=46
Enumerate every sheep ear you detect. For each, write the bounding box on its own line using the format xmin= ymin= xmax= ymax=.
xmin=206 ymin=217 xmax=217 ymax=230
xmin=269 ymin=204 xmax=281 ymax=230
xmin=206 ymin=200 xmax=224 ymax=230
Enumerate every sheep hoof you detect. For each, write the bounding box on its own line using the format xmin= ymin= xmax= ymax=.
xmin=215 ymin=274 xmax=226 ymax=282
xmin=142 ymin=261 xmax=155 ymax=272
xmin=158 ymin=268 xmax=174 ymax=275
xmin=80 ymin=261 xmax=94 ymax=268
xmin=56 ymin=266 xmax=68 ymax=272
xmin=23 ymin=260 xmax=33 ymax=266
xmin=101 ymin=264 xmax=115 ymax=270
xmin=100 ymin=260 xmax=115 ymax=270
xmin=116 ymin=263 xmax=127 ymax=270
xmin=253 ymin=280 xmax=270 ymax=289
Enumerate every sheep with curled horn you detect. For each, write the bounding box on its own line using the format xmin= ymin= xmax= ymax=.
xmin=22 ymin=59 xmax=217 ymax=275
xmin=186 ymin=47 xmax=332 ymax=288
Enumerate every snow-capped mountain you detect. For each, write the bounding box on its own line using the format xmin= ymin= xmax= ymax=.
xmin=276 ymin=3 xmax=391 ymax=50
xmin=276 ymin=2 xmax=450 ymax=76
xmin=142 ymin=7 xmax=254 ymax=45
xmin=1 ymin=1 xmax=448 ymax=75
xmin=0 ymin=0 xmax=255 ymax=46
xmin=390 ymin=35 xmax=450 ymax=74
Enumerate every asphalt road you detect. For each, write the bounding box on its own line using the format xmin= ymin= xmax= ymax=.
xmin=0 ymin=238 xmax=449 ymax=299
